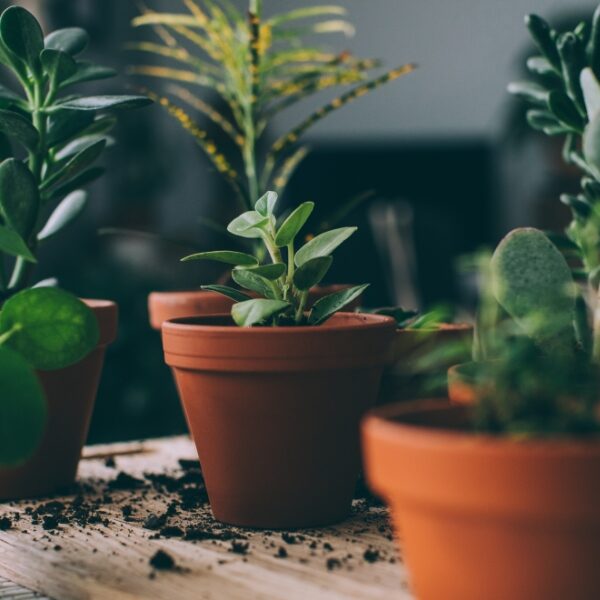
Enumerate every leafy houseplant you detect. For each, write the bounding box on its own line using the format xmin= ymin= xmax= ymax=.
xmin=134 ymin=0 xmax=414 ymax=328
xmin=161 ymin=191 xmax=395 ymax=527
xmin=0 ymin=6 xmax=147 ymax=497
xmin=181 ymin=191 xmax=366 ymax=326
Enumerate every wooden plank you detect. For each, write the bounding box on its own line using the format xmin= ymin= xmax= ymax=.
xmin=0 ymin=437 xmax=413 ymax=600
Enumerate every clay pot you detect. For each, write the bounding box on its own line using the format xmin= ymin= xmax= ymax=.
xmin=380 ymin=324 xmax=472 ymax=402
xmin=162 ymin=312 xmax=395 ymax=528
xmin=0 ymin=300 xmax=118 ymax=500
xmin=362 ymin=399 xmax=600 ymax=600
xmin=447 ymin=361 xmax=498 ymax=406
xmin=148 ymin=284 xmax=362 ymax=330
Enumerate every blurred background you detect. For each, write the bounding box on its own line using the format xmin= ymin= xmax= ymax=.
xmin=1 ymin=0 xmax=594 ymax=442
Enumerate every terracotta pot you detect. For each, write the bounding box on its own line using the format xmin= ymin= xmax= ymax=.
xmin=162 ymin=312 xmax=395 ymax=528
xmin=148 ymin=284 xmax=362 ymax=330
xmin=362 ymin=399 xmax=600 ymax=600
xmin=380 ymin=324 xmax=473 ymax=402
xmin=447 ymin=361 xmax=497 ymax=406
xmin=0 ymin=300 xmax=118 ymax=500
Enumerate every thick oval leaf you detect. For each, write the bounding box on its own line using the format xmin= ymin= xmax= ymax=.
xmin=0 ymin=7 xmax=44 ymax=73
xmin=547 ymin=90 xmax=584 ymax=131
xmin=55 ymin=134 xmax=113 ymax=162
xmin=47 ymin=110 xmax=94 ymax=147
xmin=255 ymin=191 xmax=278 ymax=216
xmin=275 ymin=201 xmax=314 ymax=247
xmin=584 ymin=111 xmax=600 ymax=175
xmin=0 ymin=287 xmax=99 ymax=370
xmin=54 ymin=95 xmax=153 ymax=112
xmin=41 ymin=138 xmax=106 ymax=191
xmin=0 ymin=345 xmax=46 ymax=466
xmin=37 ymin=190 xmax=87 ymax=241
xmin=41 ymin=49 xmax=78 ymax=84
xmin=232 ymin=299 xmax=290 ymax=327
xmin=241 ymin=263 xmax=286 ymax=280
xmin=0 ymin=224 xmax=35 ymax=261
xmin=227 ymin=211 xmax=269 ymax=239
xmin=0 ymin=109 xmax=39 ymax=152
xmin=181 ymin=250 xmax=258 ymax=266
xmin=0 ymin=158 xmax=39 ymax=238
xmin=295 ymin=227 xmax=357 ymax=267
xmin=201 ymin=285 xmax=251 ymax=303
xmin=47 ymin=167 xmax=104 ymax=201
xmin=232 ymin=268 xmax=275 ymax=298
xmin=581 ymin=67 xmax=600 ymax=120
xmin=60 ymin=62 xmax=117 ymax=88
xmin=0 ymin=84 xmax=24 ymax=109
xmin=309 ymin=284 xmax=369 ymax=325
xmin=44 ymin=27 xmax=89 ymax=55
xmin=293 ymin=256 xmax=332 ymax=291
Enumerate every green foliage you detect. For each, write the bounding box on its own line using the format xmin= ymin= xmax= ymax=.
xmin=185 ymin=191 xmax=366 ymax=326
xmin=130 ymin=0 xmax=414 ymax=208
xmin=369 ymin=305 xmax=454 ymax=330
xmin=0 ymin=6 xmax=151 ymax=296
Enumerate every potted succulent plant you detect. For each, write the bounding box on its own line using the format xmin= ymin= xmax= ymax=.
xmin=128 ymin=0 xmax=414 ymax=327
xmin=161 ymin=191 xmax=396 ymax=528
xmin=0 ymin=6 xmax=150 ymax=498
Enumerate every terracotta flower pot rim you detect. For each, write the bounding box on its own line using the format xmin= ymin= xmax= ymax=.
xmin=81 ymin=298 xmax=118 ymax=347
xmin=365 ymin=399 xmax=600 ymax=454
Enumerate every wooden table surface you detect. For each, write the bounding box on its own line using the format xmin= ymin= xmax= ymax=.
xmin=0 ymin=437 xmax=413 ymax=600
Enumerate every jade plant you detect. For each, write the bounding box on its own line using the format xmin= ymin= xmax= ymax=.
xmin=0 ymin=287 xmax=99 ymax=466
xmin=181 ymin=191 xmax=366 ymax=326
xmin=129 ymin=0 xmax=414 ymax=209
xmin=0 ymin=5 xmax=151 ymax=295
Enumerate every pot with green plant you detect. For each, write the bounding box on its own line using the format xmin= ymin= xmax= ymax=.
xmin=0 ymin=6 xmax=149 ymax=498
xmin=363 ymin=226 xmax=600 ymax=600
xmin=161 ymin=191 xmax=395 ymax=528
xmin=128 ymin=0 xmax=414 ymax=327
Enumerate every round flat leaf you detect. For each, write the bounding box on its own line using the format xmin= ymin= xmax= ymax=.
xmin=255 ymin=191 xmax=278 ymax=216
xmin=0 ymin=345 xmax=46 ymax=466
xmin=309 ymin=284 xmax=369 ymax=325
xmin=0 ymin=7 xmax=44 ymax=73
xmin=232 ymin=299 xmax=290 ymax=327
xmin=295 ymin=227 xmax=357 ymax=267
xmin=0 ymin=224 xmax=35 ymax=262
xmin=0 ymin=287 xmax=100 ymax=370
xmin=37 ymin=190 xmax=87 ymax=241
xmin=275 ymin=202 xmax=314 ymax=247
xmin=241 ymin=263 xmax=286 ymax=280
xmin=232 ymin=268 xmax=275 ymax=298
xmin=44 ymin=27 xmax=89 ymax=56
xmin=293 ymin=256 xmax=332 ymax=291
xmin=0 ymin=109 xmax=39 ymax=152
xmin=54 ymin=95 xmax=153 ymax=112
xmin=201 ymin=285 xmax=251 ymax=303
xmin=227 ymin=210 xmax=269 ymax=239
xmin=181 ymin=250 xmax=258 ymax=266
xmin=41 ymin=49 xmax=77 ymax=84
xmin=0 ymin=158 xmax=39 ymax=238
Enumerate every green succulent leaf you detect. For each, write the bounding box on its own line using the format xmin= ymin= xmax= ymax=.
xmin=526 ymin=56 xmax=558 ymax=77
xmin=309 ymin=284 xmax=369 ymax=325
xmin=255 ymin=190 xmax=278 ymax=216
xmin=231 ymin=299 xmax=290 ymax=327
xmin=0 ymin=109 xmax=39 ymax=152
xmin=274 ymin=201 xmax=314 ymax=247
xmin=547 ymin=90 xmax=584 ymax=132
xmin=201 ymin=285 xmax=251 ymax=303
xmin=581 ymin=67 xmax=600 ymax=120
xmin=181 ymin=250 xmax=258 ymax=266
xmin=41 ymin=48 xmax=78 ymax=84
xmin=583 ymin=111 xmax=600 ymax=175
xmin=37 ymin=190 xmax=87 ymax=241
xmin=60 ymin=62 xmax=117 ymax=88
xmin=525 ymin=14 xmax=561 ymax=71
xmin=0 ymin=224 xmax=35 ymax=261
xmin=232 ymin=268 xmax=276 ymax=298
xmin=227 ymin=210 xmax=269 ymax=239
xmin=0 ymin=158 xmax=39 ymax=238
xmin=0 ymin=288 xmax=99 ymax=371
xmin=293 ymin=255 xmax=332 ymax=291
xmin=295 ymin=226 xmax=357 ymax=266
xmin=44 ymin=27 xmax=89 ymax=56
xmin=526 ymin=110 xmax=569 ymax=135
xmin=0 ymin=6 xmax=44 ymax=75
xmin=47 ymin=110 xmax=95 ymax=147
xmin=592 ymin=5 xmax=600 ymax=80
xmin=556 ymin=32 xmax=586 ymax=114
xmin=0 ymin=345 xmax=46 ymax=467
xmin=242 ymin=263 xmax=286 ymax=280
xmin=507 ymin=81 xmax=549 ymax=105
xmin=0 ymin=84 xmax=24 ymax=108
xmin=47 ymin=167 xmax=104 ymax=202
xmin=53 ymin=95 xmax=152 ymax=112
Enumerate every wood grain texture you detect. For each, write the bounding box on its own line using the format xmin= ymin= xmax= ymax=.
xmin=0 ymin=437 xmax=413 ymax=600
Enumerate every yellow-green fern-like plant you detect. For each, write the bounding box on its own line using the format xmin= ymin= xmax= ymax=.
xmin=129 ymin=0 xmax=414 ymax=210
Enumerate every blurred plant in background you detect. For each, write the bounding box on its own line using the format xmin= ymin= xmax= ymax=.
xmin=128 ymin=0 xmax=414 ymax=213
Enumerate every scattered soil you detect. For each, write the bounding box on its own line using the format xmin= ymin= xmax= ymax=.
xmin=150 ymin=549 xmax=176 ymax=570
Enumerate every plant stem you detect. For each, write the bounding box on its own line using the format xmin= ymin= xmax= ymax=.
xmin=0 ymin=323 xmax=22 ymax=346
xmin=294 ymin=290 xmax=308 ymax=324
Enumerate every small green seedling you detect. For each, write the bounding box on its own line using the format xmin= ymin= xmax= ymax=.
xmin=182 ymin=191 xmax=367 ymax=326
xmin=0 ymin=287 xmax=99 ymax=466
